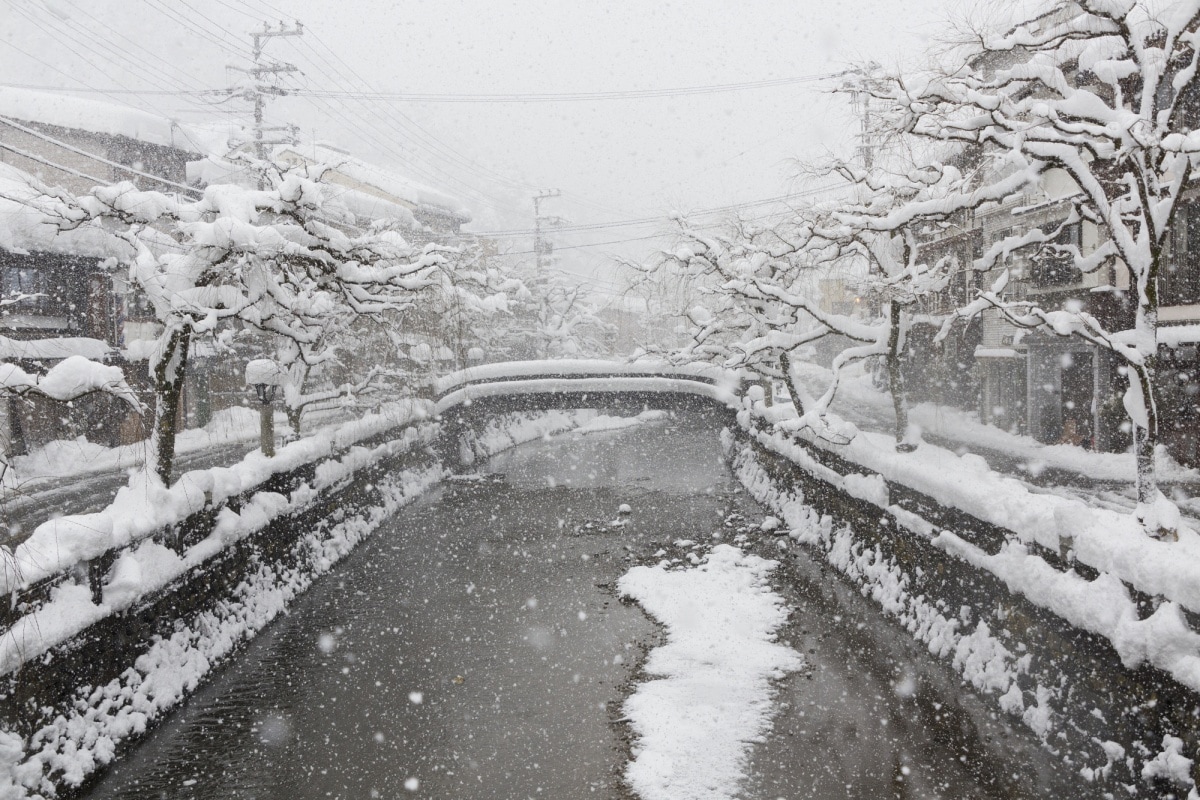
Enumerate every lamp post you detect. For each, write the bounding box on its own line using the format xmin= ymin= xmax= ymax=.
xmin=245 ymin=359 xmax=283 ymax=457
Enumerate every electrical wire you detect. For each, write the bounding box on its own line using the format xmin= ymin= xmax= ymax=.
xmin=476 ymin=184 xmax=842 ymax=237
xmin=298 ymin=35 xmax=537 ymax=194
xmin=0 ymin=2 xmax=239 ymax=156
xmin=151 ymin=2 xmax=527 ymax=215
xmin=0 ymin=72 xmax=844 ymax=103
xmin=0 ymin=117 xmax=203 ymax=196
xmin=286 ymin=73 xmax=847 ymax=103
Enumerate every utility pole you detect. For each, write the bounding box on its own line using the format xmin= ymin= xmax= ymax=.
xmin=850 ymin=62 xmax=882 ymax=171
xmin=230 ymin=21 xmax=303 ymax=183
xmin=532 ymin=189 xmax=561 ymax=276
xmin=853 ymin=90 xmax=873 ymax=170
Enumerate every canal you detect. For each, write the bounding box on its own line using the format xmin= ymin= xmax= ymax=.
xmin=83 ymin=412 xmax=1076 ymax=799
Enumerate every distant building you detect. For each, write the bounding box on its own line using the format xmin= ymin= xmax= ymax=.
xmin=196 ymin=141 xmax=472 ymax=245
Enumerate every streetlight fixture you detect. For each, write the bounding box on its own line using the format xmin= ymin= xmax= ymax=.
xmin=245 ymin=358 xmax=284 ymax=457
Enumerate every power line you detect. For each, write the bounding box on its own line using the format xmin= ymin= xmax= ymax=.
xmin=0 ymin=84 xmax=226 ymax=97
xmin=0 ymin=2 xmax=236 ymax=156
xmin=476 ymin=184 xmax=842 ymax=238
xmin=495 ymin=232 xmax=668 ymax=256
xmin=299 ymin=35 xmax=538 ymax=195
xmin=0 ymin=117 xmax=203 ymax=196
xmin=0 ymin=71 xmax=846 ymax=104
xmin=288 ymin=73 xmax=846 ymax=103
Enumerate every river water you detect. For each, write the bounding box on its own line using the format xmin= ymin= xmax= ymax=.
xmin=83 ymin=413 xmax=1075 ymax=799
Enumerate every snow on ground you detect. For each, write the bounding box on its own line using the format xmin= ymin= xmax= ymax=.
xmin=619 ymin=544 xmax=802 ymax=800
xmin=3 ymin=405 xmax=341 ymax=491
xmin=790 ymin=360 xmax=1199 ymax=484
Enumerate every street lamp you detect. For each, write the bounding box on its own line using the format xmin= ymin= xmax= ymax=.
xmin=245 ymin=359 xmax=283 ymax=457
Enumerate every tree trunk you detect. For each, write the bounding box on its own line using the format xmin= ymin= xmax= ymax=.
xmin=1132 ymin=360 xmax=1159 ymax=506
xmin=1133 ymin=255 xmax=1166 ymax=534
xmin=150 ymin=327 xmax=191 ymax=485
xmin=779 ymin=351 xmax=806 ymax=417
xmin=286 ymin=404 xmax=304 ymax=438
xmin=886 ymin=301 xmax=916 ymax=452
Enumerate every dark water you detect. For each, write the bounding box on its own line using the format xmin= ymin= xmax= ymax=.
xmin=83 ymin=414 xmax=1073 ymax=799
xmin=84 ymin=415 xmax=737 ymax=799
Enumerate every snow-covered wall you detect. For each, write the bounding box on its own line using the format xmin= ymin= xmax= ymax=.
xmin=728 ymin=414 xmax=1200 ymax=794
xmin=0 ymin=408 xmax=599 ymax=799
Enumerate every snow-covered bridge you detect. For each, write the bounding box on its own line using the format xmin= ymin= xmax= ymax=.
xmin=433 ymin=359 xmax=742 ymax=417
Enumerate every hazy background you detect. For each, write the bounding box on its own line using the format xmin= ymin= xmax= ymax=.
xmin=0 ymin=0 xmax=1031 ymax=291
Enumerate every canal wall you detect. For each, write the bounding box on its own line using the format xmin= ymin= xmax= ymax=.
xmin=0 ymin=408 xmax=591 ymax=799
xmin=729 ymin=412 xmax=1200 ymax=796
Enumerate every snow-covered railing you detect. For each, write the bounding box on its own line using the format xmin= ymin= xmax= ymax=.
xmin=737 ymin=404 xmax=1200 ymax=696
xmin=434 ymin=359 xmax=742 ymax=415
xmin=0 ymin=401 xmax=436 ymax=672
xmin=434 ymin=359 xmax=737 ymax=395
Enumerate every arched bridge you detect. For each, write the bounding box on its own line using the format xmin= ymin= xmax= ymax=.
xmin=434 ymin=359 xmax=742 ymax=419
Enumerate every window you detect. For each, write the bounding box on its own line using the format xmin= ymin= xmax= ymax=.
xmin=1030 ymin=220 xmax=1083 ymax=287
xmin=1163 ymin=201 xmax=1200 ymax=305
xmin=2 ymin=266 xmax=49 ymax=312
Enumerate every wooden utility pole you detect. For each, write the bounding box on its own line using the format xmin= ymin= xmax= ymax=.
xmin=532 ymin=189 xmax=561 ymax=275
xmin=232 ymin=21 xmax=303 ymax=184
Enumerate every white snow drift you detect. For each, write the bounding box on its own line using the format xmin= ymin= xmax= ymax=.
xmin=619 ymin=544 xmax=801 ymax=800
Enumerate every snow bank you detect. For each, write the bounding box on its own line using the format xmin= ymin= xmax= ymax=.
xmin=619 ymin=544 xmax=802 ymax=800
xmin=729 ymin=439 xmax=1051 ymax=740
xmin=748 ymin=379 xmax=1200 ymax=621
xmin=0 ymin=461 xmax=442 ymax=799
xmin=743 ymin=415 xmax=1200 ymax=692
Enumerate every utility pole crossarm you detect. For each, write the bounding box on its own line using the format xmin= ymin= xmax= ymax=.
xmin=242 ymin=21 xmax=305 ymax=172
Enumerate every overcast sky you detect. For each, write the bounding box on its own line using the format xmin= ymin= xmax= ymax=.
xmin=1 ymin=0 xmax=1025 ymax=290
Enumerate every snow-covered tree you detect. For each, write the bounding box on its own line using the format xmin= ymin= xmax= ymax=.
xmin=41 ymin=168 xmax=447 ymax=484
xmin=638 ymin=157 xmax=1004 ymax=450
xmin=521 ymin=271 xmax=614 ymax=359
xmin=886 ymin=0 xmax=1200 ymax=534
xmin=463 ymin=253 xmax=612 ymax=362
xmin=629 ymin=213 xmax=833 ymax=424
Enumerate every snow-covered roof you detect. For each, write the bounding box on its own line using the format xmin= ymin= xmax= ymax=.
xmin=0 ymin=87 xmax=230 ymax=156
xmin=275 ymin=144 xmax=471 ymax=223
xmin=0 ymin=336 xmax=113 ymax=361
xmin=186 ymin=154 xmax=420 ymax=230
